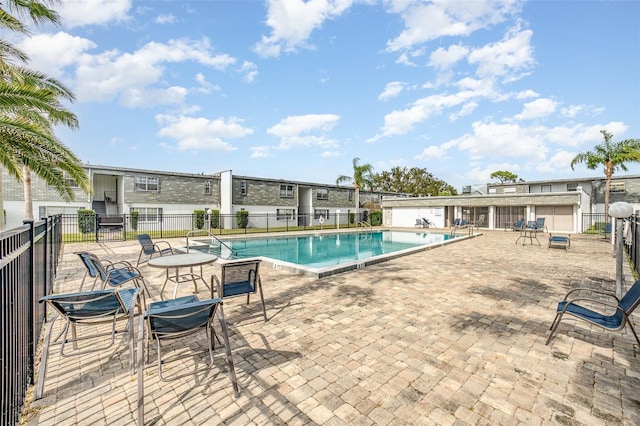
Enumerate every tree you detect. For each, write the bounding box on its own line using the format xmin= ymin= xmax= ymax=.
xmin=0 ymin=0 xmax=89 ymax=225
xmin=370 ymin=166 xmax=458 ymax=196
xmin=571 ymin=130 xmax=640 ymax=216
xmin=336 ymin=157 xmax=374 ymax=218
xmin=490 ymin=170 xmax=522 ymax=183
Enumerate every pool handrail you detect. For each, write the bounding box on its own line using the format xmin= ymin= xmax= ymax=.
xmin=185 ymin=230 xmax=237 ymax=258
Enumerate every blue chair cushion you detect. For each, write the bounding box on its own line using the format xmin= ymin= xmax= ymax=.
xmin=223 ymin=281 xmax=256 ymax=297
xmin=557 ymin=301 xmax=623 ymax=329
xmin=148 ymin=295 xmax=199 ymax=313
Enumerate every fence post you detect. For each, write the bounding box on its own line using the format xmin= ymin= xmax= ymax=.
xmin=24 ymin=219 xmax=36 ymax=384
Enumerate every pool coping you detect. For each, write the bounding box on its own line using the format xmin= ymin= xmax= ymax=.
xmin=181 ymin=228 xmax=480 ymax=278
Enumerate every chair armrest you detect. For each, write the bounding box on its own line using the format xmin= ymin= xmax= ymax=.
xmin=154 ymin=241 xmax=173 ymax=253
xmin=561 ymin=287 xmax=619 ymax=302
xmin=559 ymin=297 xmax=624 ymax=315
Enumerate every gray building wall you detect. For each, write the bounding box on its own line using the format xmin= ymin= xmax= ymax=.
xmin=2 ymin=169 xmax=87 ymax=202
xmin=232 ymin=178 xmax=297 ymax=207
xmin=123 ymin=172 xmax=219 ymax=206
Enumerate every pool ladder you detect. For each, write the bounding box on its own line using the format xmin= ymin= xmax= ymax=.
xmin=185 ymin=230 xmax=237 ymax=259
xmin=357 ymin=221 xmax=373 ymax=232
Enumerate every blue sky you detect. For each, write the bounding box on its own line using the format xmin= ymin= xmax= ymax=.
xmin=15 ymin=0 xmax=640 ymax=191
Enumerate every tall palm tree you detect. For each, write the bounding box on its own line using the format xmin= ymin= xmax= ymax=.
xmin=336 ymin=157 xmax=374 ymax=220
xmin=0 ymin=0 xmax=89 ymax=226
xmin=571 ymin=130 xmax=640 ymax=216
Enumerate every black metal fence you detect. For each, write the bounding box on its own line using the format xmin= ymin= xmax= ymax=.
xmin=581 ymin=213 xmax=610 ymax=234
xmin=626 ymin=213 xmax=640 ymax=279
xmin=61 ymin=212 xmax=374 ymax=243
xmin=1 ymin=216 xmax=62 ymax=425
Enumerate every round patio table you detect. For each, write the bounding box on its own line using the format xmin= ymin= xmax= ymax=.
xmin=148 ymin=253 xmax=218 ymax=299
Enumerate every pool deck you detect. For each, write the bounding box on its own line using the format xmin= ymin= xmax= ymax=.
xmin=26 ymin=229 xmax=640 ymax=425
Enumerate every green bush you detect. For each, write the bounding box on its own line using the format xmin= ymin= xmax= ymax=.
xmin=349 ymin=212 xmax=355 ymax=224
xmin=194 ymin=210 xmax=205 ymax=229
xmin=370 ymin=210 xmax=382 ymax=226
xmin=236 ymin=210 xmax=249 ymax=229
xmin=210 ymin=209 xmax=220 ymax=228
xmin=362 ymin=210 xmax=369 ymax=223
xmin=130 ymin=210 xmax=139 ymax=231
xmin=77 ymin=209 xmax=96 ymax=234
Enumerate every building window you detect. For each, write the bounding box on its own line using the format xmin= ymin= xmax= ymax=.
xmin=276 ymin=208 xmax=295 ymax=220
xmin=314 ymin=209 xmax=329 ymax=220
xmin=503 ymin=187 xmax=516 ymax=193
xmin=240 ymin=181 xmax=247 ymax=196
xmin=317 ymin=188 xmax=328 ymax=200
xmin=348 ymin=190 xmax=353 ymax=201
xmin=541 ymin=185 xmax=551 ymax=193
xmin=134 ymin=176 xmax=159 ymax=192
xmin=130 ymin=207 xmax=162 ymax=222
xmin=204 ymin=180 xmax=211 ymax=195
xmin=567 ymin=183 xmax=578 ymax=191
xmin=610 ymin=181 xmax=625 ymax=192
xmin=488 ymin=188 xmax=497 ymax=194
xmin=48 ymin=171 xmax=79 ymax=189
xmin=280 ymin=184 xmax=294 ymax=198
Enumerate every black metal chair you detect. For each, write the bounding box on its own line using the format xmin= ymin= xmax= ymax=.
xmin=211 ymin=259 xmax=267 ymax=321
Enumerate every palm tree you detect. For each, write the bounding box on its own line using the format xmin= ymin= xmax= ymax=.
xmin=0 ymin=0 xmax=89 ymax=225
xmin=571 ymin=130 xmax=640 ymax=216
xmin=336 ymin=157 xmax=374 ymax=220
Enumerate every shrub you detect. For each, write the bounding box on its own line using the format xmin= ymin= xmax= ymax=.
xmin=370 ymin=210 xmax=382 ymax=226
xmin=210 ymin=209 xmax=220 ymax=229
xmin=77 ymin=209 xmax=96 ymax=234
xmin=236 ymin=210 xmax=249 ymax=229
xmin=194 ymin=210 xmax=205 ymax=229
xmin=130 ymin=210 xmax=139 ymax=231
xmin=349 ymin=212 xmax=355 ymax=224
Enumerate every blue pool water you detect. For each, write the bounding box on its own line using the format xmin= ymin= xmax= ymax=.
xmin=193 ymin=231 xmax=459 ymax=276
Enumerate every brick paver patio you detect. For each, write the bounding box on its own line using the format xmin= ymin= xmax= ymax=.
xmin=25 ymin=230 xmax=640 ymax=425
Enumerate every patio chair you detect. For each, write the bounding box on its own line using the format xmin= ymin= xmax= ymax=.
xmin=603 ymin=222 xmax=612 ymax=239
xmin=546 ymin=279 xmax=640 ymax=348
xmin=36 ymin=288 xmax=143 ymax=399
xmin=510 ymin=218 xmax=525 ymax=231
xmin=211 ymin=259 xmax=267 ymax=321
xmin=77 ymin=251 xmax=151 ymax=297
xmin=143 ymin=296 xmax=239 ymax=390
xmin=548 ymin=234 xmax=571 ymax=250
xmin=136 ymin=234 xmax=174 ymax=267
xmin=528 ymin=217 xmax=547 ymax=232
xmin=415 ymin=218 xmax=424 ymax=228
xmin=422 ymin=218 xmax=434 ymax=228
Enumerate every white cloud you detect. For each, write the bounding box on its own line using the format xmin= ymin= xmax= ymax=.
xmin=415 ymin=145 xmax=448 ymax=160
xmin=120 ymin=86 xmax=188 ymax=108
xmin=378 ymin=82 xmax=405 ymax=101
xmin=195 ymin=73 xmax=221 ymax=94
xmin=514 ymin=98 xmax=557 ymax=120
xmin=516 ymin=89 xmax=539 ymax=99
xmin=155 ymin=14 xmax=176 ymax=24
xmin=58 ymin=0 xmax=132 ymax=28
xmin=239 ymin=61 xmax=259 ymax=83
xmin=395 ymin=53 xmax=417 ymax=67
xmin=156 ymin=115 xmax=253 ymax=151
xmin=468 ymin=27 xmax=535 ymax=81
xmin=74 ymin=38 xmax=236 ymax=104
xmin=536 ymin=151 xmax=576 ymax=173
xmin=386 ymin=0 xmax=520 ymax=52
xmin=17 ymin=32 xmax=96 ymax=78
xmin=321 ymin=150 xmax=341 ymax=158
xmin=254 ymin=0 xmax=354 ymax=57
xmin=368 ymin=90 xmax=477 ymax=141
xmin=429 ymin=44 xmax=469 ymax=70
xmin=267 ymin=113 xmax=340 ymax=149
xmin=561 ymin=105 xmax=583 ymax=118
xmin=251 ymin=146 xmax=272 ymax=158
xmin=465 ymin=162 xmax=521 ymax=183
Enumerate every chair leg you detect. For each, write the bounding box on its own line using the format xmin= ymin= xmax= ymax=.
xmin=258 ymin=281 xmax=267 ymax=322
xmin=216 ymin=305 xmax=240 ymax=397
xmin=546 ymin=312 xmax=564 ymax=345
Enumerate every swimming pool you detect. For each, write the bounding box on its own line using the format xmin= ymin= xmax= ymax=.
xmin=190 ymin=230 xmax=464 ymax=278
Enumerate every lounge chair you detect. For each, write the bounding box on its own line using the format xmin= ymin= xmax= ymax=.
xmin=77 ymin=251 xmax=150 ymax=297
xmin=546 ymin=279 xmax=640 ymax=348
xmin=422 ymin=218 xmax=434 ymax=228
xmin=211 ymin=259 xmax=267 ymax=321
xmin=548 ymin=234 xmax=571 ymax=250
xmin=136 ymin=234 xmax=174 ymax=267
xmin=528 ymin=217 xmax=546 ymax=232
xmin=36 ymin=288 xmax=143 ymax=399
xmin=415 ymin=218 xmax=424 ymax=228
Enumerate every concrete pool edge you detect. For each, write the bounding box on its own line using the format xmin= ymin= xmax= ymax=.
xmin=182 ymin=228 xmax=482 ymax=278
